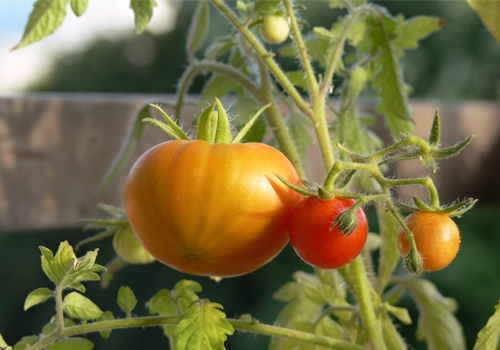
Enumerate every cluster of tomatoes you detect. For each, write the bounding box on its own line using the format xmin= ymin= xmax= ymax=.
xmin=124 ymin=137 xmax=460 ymax=277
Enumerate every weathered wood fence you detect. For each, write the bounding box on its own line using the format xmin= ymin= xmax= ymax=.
xmin=1 ymin=94 xmax=499 ymax=231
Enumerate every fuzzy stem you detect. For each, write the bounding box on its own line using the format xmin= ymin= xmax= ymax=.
xmin=210 ymin=0 xmax=313 ymax=118
xmin=55 ymin=285 xmax=65 ymax=335
xmin=349 ymin=257 xmax=387 ymax=350
xmin=257 ymin=59 xmax=306 ymax=177
xmin=283 ymin=0 xmax=319 ymax=96
xmin=27 ymin=315 xmax=368 ymax=350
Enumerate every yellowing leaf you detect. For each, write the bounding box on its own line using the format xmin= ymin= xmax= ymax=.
xmin=467 ymin=0 xmax=500 ymax=44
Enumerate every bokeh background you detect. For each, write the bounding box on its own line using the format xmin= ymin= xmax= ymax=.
xmin=1 ymin=1 xmax=500 ymax=349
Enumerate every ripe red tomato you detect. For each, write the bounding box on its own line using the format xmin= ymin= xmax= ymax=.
xmin=288 ymin=197 xmax=368 ymax=269
xmin=125 ymin=140 xmax=302 ymax=277
xmin=398 ymin=212 xmax=460 ymax=271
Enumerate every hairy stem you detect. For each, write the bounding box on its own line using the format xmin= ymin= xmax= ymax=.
xmin=210 ymin=0 xmax=313 ymax=118
xmin=27 ymin=315 xmax=368 ymax=350
xmin=349 ymin=257 xmax=387 ymax=350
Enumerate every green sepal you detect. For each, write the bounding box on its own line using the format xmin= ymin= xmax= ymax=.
xmin=317 ymin=187 xmax=335 ymax=200
xmin=378 ymin=149 xmax=420 ymax=166
xmin=413 ymin=196 xmax=434 ymax=212
xmin=438 ymin=198 xmax=478 ymax=217
xmin=394 ymin=199 xmax=420 ymax=212
xmin=404 ymin=246 xmax=423 ymax=274
xmin=214 ymin=98 xmax=232 ymax=144
xmin=274 ymin=173 xmax=316 ymax=197
xmin=334 ymin=170 xmax=357 ymax=190
xmin=232 ymin=103 xmax=271 ymax=143
xmin=428 ymin=109 xmax=441 ymax=146
xmin=431 ymin=136 xmax=474 ymax=159
xmin=75 ymin=227 xmax=118 ymax=252
xmin=419 ymin=154 xmax=437 ymax=172
xmin=149 ymin=104 xmax=190 ymax=141
xmin=196 ymin=103 xmax=216 ymax=142
xmin=331 ymin=204 xmax=360 ymax=237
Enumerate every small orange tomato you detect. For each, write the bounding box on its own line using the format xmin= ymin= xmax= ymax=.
xmin=125 ymin=140 xmax=302 ymax=277
xmin=398 ymin=212 xmax=460 ymax=271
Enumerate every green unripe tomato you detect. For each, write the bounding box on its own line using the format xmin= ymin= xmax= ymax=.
xmin=113 ymin=225 xmax=156 ymax=264
xmin=261 ymin=15 xmax=290 ymax=44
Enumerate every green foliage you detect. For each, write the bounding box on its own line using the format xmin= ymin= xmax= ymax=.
xmin=24 ymin=288 xmax=54 ymax=311
xmin=467 ymin=0 xmax=500 ymax=43
xmin=187 ymin=0 xmax=210 ymax=57
xmin=12 ymin=0 xmax=69 ymax=50
xmin=474 ymin=301 xmax=500 ymax=350
xmin=13 ymin=336 xmax=38 ymax=350
xmin=45 ymin=338 xmax=94 ymax=350
xmin=63 ymin=292 xmax=104 ymax=320
xmin=0 ymin=334 xmax=12 ymax=350
xmin=130 ymin=0 xmax=157 ymax=35
xmin=395 ymin=278 xmax=466 ymax=350
xmin=117 ymin=286 xmax=138 ymax=316
xmin=173 ymin=300 xmax=234 ymax=350
xmin=70 ymin=0 xmax=88 ymax=17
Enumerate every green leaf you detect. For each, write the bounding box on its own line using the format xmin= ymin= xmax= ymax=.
xmin=0 ymin=334 xmax=12 ymax=350
xmin=117 ymin=286 xmax=138 ymax=315
xmin=376 ymin=204 xmax=402 ymax=294
xmin=339 ymin=107 xmax=383 ymax=156
xmin=287 ymin=110 xmax=313 ymax=165
xmin=46 ymin=338 xmax=94 ymax=350
xmin=64 ymin=292 xmax=104 ymax=320
xmin=474 ymin=300 xmax=500 ymax=350
xmin=273 ymin=281 xmax=300 ymax=302
xmin=254 ymin=0 xmax=281 ymax=15
xmin=130 ymin=0 xmax=157 ymax=35
xmin=313 ymin=26 xmax=336 ymax=40
xmin=149 ymin=289 xmax=173 ymax=315
xmin=24 ymin=287 xmax=54 ymax=310
xmin=12 ymin=336 xmax=38 ymax=350
xmin=187 ymin=0 xmax=210 ymax=55
xmin=95 ymin=105 xmax=148 ymax=195
xmin=99 ymin=311 xmax=115 ymax=339
xmin=41 ymin=319 xmax=76 ymax=336
xmin=393 ymin=16 xmax=446 ymax=56
xmin=396 ymin=278 xmax=466 ymax=350
xmin=385 ymin=303 xmax=412 ymax=325
xmin=285 ymin=70 xmax=309 ymax=90
xmin=12 ymin=0 xmax=69 ymax=50
xmin=467 ymin=0 xmax=500 ymax=44
xmin=201 ymin=75 xmax=238 ymax=105
xmin=40 ymin=241 xmax=75 ymax=285
xmin=70 ymin=0 xmax=88 ymax=17
xmin=173 ymin=300 xmax=234 ymax=350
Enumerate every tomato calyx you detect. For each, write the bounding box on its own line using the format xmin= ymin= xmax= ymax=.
xmin=395 ymin=195 xmax=477 ymax=218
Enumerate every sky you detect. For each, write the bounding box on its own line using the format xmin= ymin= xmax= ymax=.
xmin=0 ymin=0 xmax=178 ymax=92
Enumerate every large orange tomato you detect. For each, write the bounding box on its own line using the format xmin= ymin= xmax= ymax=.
xmin=125 ymin=140 xmax=302 ymax=277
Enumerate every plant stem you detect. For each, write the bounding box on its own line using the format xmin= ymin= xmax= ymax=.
xmin=55 ymin=285 xmax=64 ymax=335
xmin=283 ymin=0 xmax=319 ymax=96
xmin=27 ymin=315 xmax=368 ymax=350
xmin=349 ymin=256 xmax=387 ymax=350
xmin=210 ymin=0 xmax=313 ymax=118
xmin=258 ymin=59 xmax=306 ymax=177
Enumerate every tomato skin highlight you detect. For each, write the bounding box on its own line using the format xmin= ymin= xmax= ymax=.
xmin=398 ymin=212 xmax=460 ymax=271
xmin=125 ymin=140 xmax=302 ymax=277
xmin=288 ymin=197 xmax=368 ymax=269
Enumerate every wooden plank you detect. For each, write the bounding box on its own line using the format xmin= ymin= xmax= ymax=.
xmin=0 ymin=94 xmax=499 ymax=231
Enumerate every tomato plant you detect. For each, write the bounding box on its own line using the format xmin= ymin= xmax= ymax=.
xmin=125 ymin=139 xmax=302 ymax=277
xmin=4 ymin=1 xmax=499 ymax=350
xmin=398 ymin=211 xmax=460 ymax=271
xmin=288 ymin=197 xmax=368 ymax=269
xmin=260 ymin=15 xmax=290 ymax=44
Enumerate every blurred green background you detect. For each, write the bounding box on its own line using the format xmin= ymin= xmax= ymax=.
xmin=1 ymin=1 xmax=500 ymax=349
